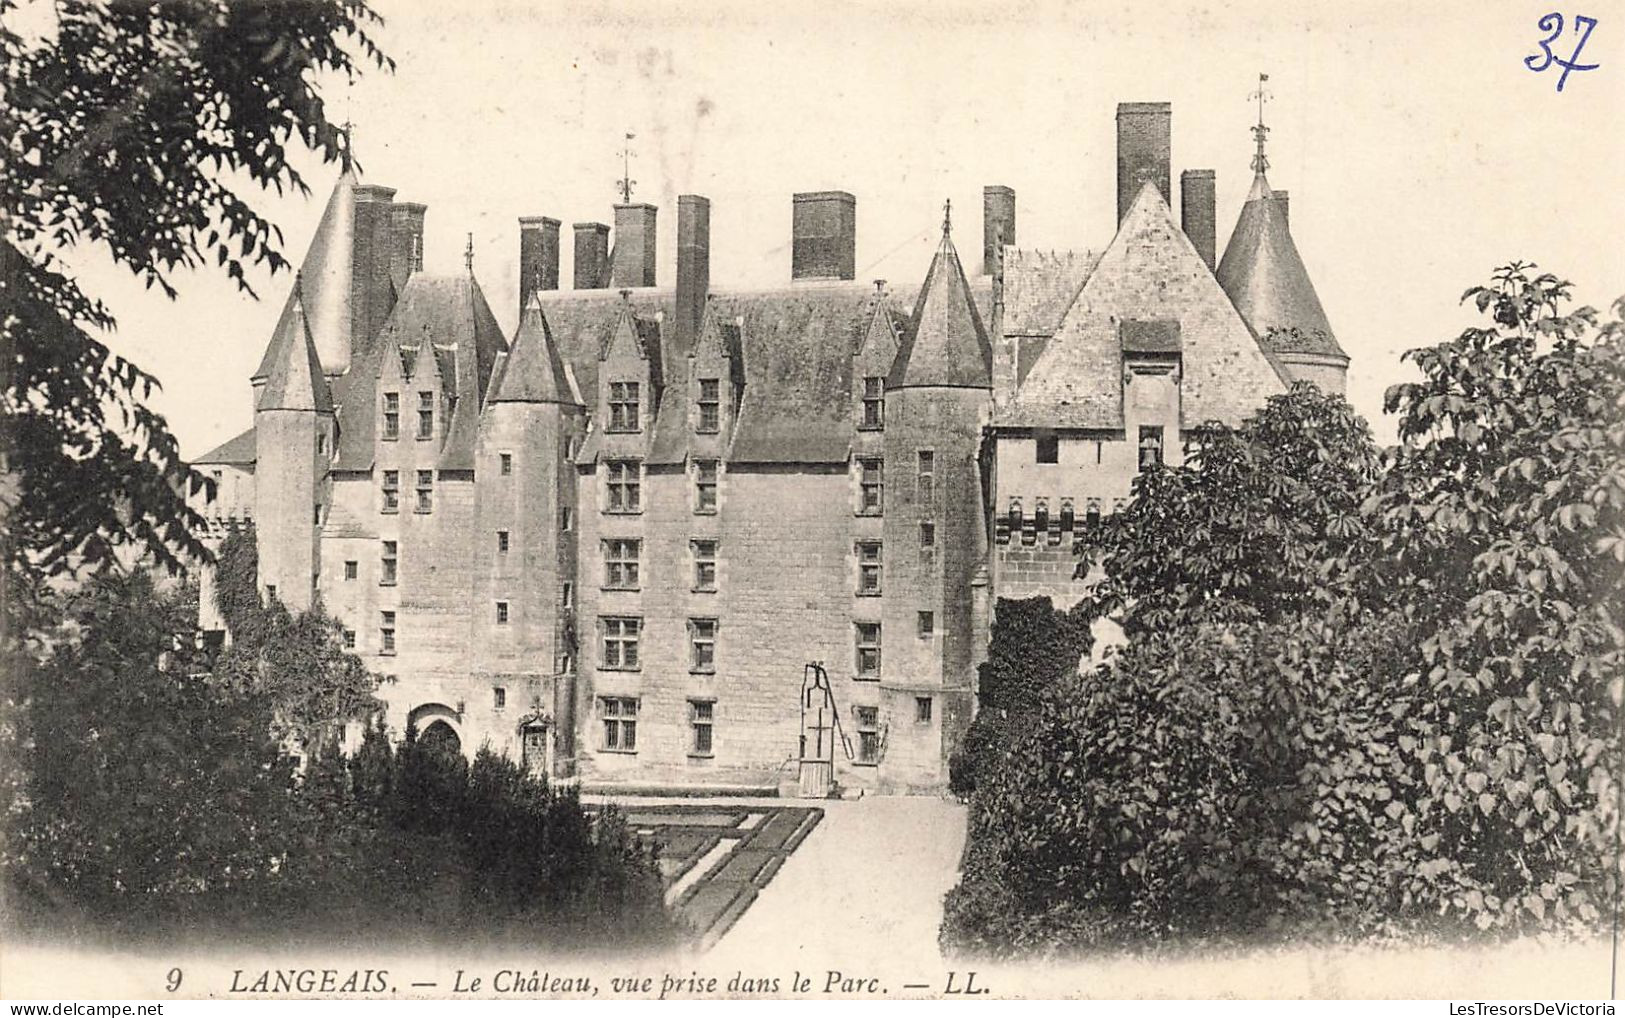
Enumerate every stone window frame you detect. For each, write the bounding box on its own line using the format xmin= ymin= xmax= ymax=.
xmin=495 ymin=600 xmax=510 ymax=626
xmin=602 ymin=537 xmax=641 ymax=591
xmin=693 ymin=458 xmax=720 ymax=514
xmin=380 ymin=541 xmax=398 ymax=586
xmin=497 ymin=529 xmax=510 ymax=554
xmin=855 ymin=540 xmax=882 ymax=596
xmin=381 ymin=391 xmax=400 ymax=441
xmin=854 ymin=621 xmax=882 ymax=680
xmin=919 ymin=521 xmax=935 ymax=549
xmin=600 ymin=615 xmax=642 ymax=671
xmin=1138 ymin=425 xmax=1165 ymax=471
xmin=688 ymin=617 xmax=718 ymax=674
xmin=381 ymin=469 xmax=400 ymax=514
xmin=607 ymin=381 xmax=641 ymax=433
xmin=343 ymin=560 xmax=358 ymax=581
xmin=696 ymin=377 xmax=721 ymax=433
xmin=604 ymin=459 xmax=642 ymax=514
xmin=379 ymin=611 xmax=396 ymax=656
xmin=854 ymin=705 xmax=881 ymax=764
xmin=691 ymin=539 xmax=719 ymax=593
xmin=688 ymin=698 xmax=716 ymax=758
xmin=916 ymin=449 xmax=935 ymax=503
xmin=493 ymin=686 xmax=507 ymax=711
xmin=341 ymin=628 xmax=356 ymax=650
xmin=917 ymin=610 xmax=935 ymax=638
xmin=499 ymin=451 xmax=513 ymax=476
xmin=599 ymin=695 xmax=639 ymax=753
xmin=560 ymin=581 xmax=574 ymax=608
xmin=414 ymin=469 xmax=434 ymax=514
xmin=915 ymin=696 xmax=933 ymax=724
xmin=856 ymin=457 xmax=883 ymax=516
xmin=416 ymin=390 xmax=435 ymax=441
xmin=859 ymin=376 xmax=885 ymax=431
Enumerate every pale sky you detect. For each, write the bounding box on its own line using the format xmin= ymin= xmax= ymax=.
xmin=57 ymin=0 xmax=1624 ymax=458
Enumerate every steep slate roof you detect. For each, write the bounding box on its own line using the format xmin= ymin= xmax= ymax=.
xmin=255 ymin=170 xmax=356 ymax=380
xmin=331 ymin=272 xmax=508 ymax=471
xmin=195 ymin=426 xmax=256 ymax=466
xmin=720 ymin=281 xmax=888 ymax=464
xmin=1216 ymin=172 xmax=1346 ymax=360
xmin=1003 ymin=247 xmax=1099 ymax=337
xmin=257 ymin=284 xmax=334 ymax=413
xmin=491 ymin=294 xmax=580 ymax=406
xmin=1001 ymin=181 xmax=1287 ymax=429
xmin=647 ymin=306 xmax=745 ymax=466
xmin=531 ymin=288 xmax=677 ymax=419
xmin=888 ymin=227 xmax=991 ymax=390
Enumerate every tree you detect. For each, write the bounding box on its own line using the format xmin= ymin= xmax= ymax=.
xmin=1 ymin=0 xmax=392 ymax=592
xmin=1074 ymin=383 xmax=1379 ymax=637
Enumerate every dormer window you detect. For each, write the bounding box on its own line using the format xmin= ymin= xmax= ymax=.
xmin=609 ymin=381 xmax=640 ymax=432
xmin=697 ymin=378 xmax=720 ymax=433
xmin=861 ymin=377 xmax=885 ymax=430
xmin=382 ymin=392 xmax=400 ymax=440
xmin=417 ymin=391 xmax=434 ymax=440
xmin=1138 ymin=426 xmax=1164 ymax=471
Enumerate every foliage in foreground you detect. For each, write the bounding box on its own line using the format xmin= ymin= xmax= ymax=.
xmin=1 ymin=568 xmax=675 ymax=950
xmin=943 ymin=265 xmax=1625 ymax=957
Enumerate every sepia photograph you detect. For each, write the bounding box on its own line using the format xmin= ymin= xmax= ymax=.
xmin=1 ymin=0 xmax=1622 ymax=1003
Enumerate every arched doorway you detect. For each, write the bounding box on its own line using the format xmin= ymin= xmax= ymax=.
xmin=419 ymin=719 xmax=461 ymax=757
xmin=408 ymin=703 xmax=463 ymax=759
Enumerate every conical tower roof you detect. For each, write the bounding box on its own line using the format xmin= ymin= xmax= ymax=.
xmin=888 ymin=207 xmax=992 ymax=390
xmin=253 ymin=170 xmax=357 ymax=381
xmin=257 ymin=276 xmax=334 ymax=413
xmin=490 ymin=293 xmax=580 ymax=405
xmin=1217 ymin=170 xmax=1346 ymax=360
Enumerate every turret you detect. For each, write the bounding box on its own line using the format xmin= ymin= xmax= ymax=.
xmin=471 ymin=295 xmax=586 ymax=775
xmin=253 ymin=275 xmax=334 ymax=610
xmin=1216 ymin=81 xmax=1350 ymax=393
xmin=880 ymin=203 xmax=992 ymax=790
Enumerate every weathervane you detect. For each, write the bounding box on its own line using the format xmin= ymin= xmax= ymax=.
xmin=339 ymin=119 xmax=355 ymax=172
xmin=617 ymin=131 xmax=637 ymax=204
xmin=1248 ymin=72 xmax=1272 ymax=174
xmin=942 ymin=197 xmax=952 ymax=235
xmin=464 ymin=232 xmax=474 ymax=272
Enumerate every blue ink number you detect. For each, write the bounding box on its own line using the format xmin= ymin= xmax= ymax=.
xmin=1525 ymin=12 xmax=1601 ymax=92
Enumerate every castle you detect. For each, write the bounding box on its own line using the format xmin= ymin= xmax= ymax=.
xmin=193 ymin=101 xmax=1347 ymax=794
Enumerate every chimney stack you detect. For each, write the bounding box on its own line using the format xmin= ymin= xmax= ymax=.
xmin=518 ymin=216 xmax=561 ymax=311
xmin=675 ymin=195 xmax=710 ymax=361
xmin=351 ymin=183 xmax=398 ymax=359
xmin=791 ymin=191 xmax=856 ymax=281
xmin=1271 ymin=189 xmax=1290 ymax=225
xmin=1180 ymin=170 xmax=1216 ymax=270
xmin=982 ymin=185 xmax=1016 ymax=276
xmin=612 ymin=203 xmax=658 ymax=288
xmin=573 ymin=222 xmax=610 ymax=290
xmin=1115 ymin=102 xmax=1171 ymax=224
xmin=389 ymin=202 xmax=426 ymax=284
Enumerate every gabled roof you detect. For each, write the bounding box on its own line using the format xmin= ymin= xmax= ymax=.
xmin=490 ymin=295 xmax=580 ymax=406
xmin=1000 ymin=181 xmax=1287 ymax=429
xmin=1217 ymin=172 xmax=1346 ymax=360
xmin=254 ymin=170 xmax=356 ymax=380
xmin=195 ymin=426 xmax=256 ymax=466
xmin=888 ymin=225 xmax=992 ymax=390
xmin=257 ymin=280 xmax=334 ymax=413
xmin=647 ymin=304 xmax=746 ymax=466
xmin=331 ymin=271 xmax=508 ymax=471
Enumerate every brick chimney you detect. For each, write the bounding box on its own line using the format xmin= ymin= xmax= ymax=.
xmin=518 ymin=216 xmax=560 ymax=311
xmin=675 ymin=195 xmax=710 ymax=361
xmin=390 ymin=202 xmax=426 ymax=283
xmin=1116 ymin=102 xmax=1171 ymax=224
xmin=982 ymin=185 xmax=1016 ymax=276
xmin=573 ymin=222 xmax=609 ymax=290
xmin=791 ymin=191 xmax=856 ymax=281
xmin=1271 ymin=189 xmax=1290 ymax=225
xmin=1180 ymin=169 xmax=1216 ymax=269
xmin=351 ymin=184 xmax=397 ymax=355
xmin=612 ymin=203 xmax=658 ymax=288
